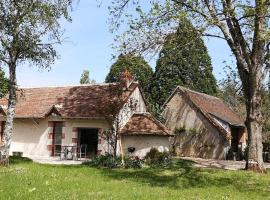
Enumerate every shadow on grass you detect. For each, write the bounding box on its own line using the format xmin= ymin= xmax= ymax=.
xmin=99 ymin=159 xmax=269 ymax=196
xmin=10 ymin=156 xmax=33 ymax=165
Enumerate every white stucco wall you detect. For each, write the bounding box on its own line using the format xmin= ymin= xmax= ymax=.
xmin=121 ymin=135 xmax=170 ymax=158
xmin=10 ymin=118 xmax=109 ymax=158
xmin=11 ymin=119 xmax=50 ymax=157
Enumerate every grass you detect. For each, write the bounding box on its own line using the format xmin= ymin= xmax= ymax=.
xmin=0 ymin=157 xmax=269 ymax=200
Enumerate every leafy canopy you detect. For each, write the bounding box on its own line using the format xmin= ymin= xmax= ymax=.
xmin=105 ymin=53 xmax=153 ymax=94
xmin=0 ymin=68 xmax=8 ymax=98
xmin=0 ymin=0 xmax=72 ymax=69
xmin=80 ymin=69 xmax=90 ymax=84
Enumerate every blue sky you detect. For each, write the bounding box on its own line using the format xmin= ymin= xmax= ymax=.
xmin=11 ymin=1 xmax=233 ymax=87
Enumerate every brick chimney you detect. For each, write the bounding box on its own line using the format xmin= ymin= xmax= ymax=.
xmin=119 ymin=69 xmax=134 ymax=88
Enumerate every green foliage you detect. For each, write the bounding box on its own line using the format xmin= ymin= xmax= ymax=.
xmin=147 ymin=103 xmax=165 ymax=123
xmin=123 ymin=156 xmax=143 ymax=169
xmin=84 ymin=154 xmax=122 ymax=169
xmin=144 ymin=148 xmax=172 ymax=168
xmin=149 ymin=18 xmax=217 ymax=106
xmin=84 ymin=154 xmax=143 ymax=169
xmin=174 ymin=126 xmax=201 ymax=135
xmin=219 ymin=65 xmax=270 ymax=144
xmin=0 ymin=69 xmax=8 ymax=98
xmin=188 ymin=128 xmax=199 ymax=134
xmin=80 ymin=69 xmax=90 ymax=84
xmin=9 ymin=156 xmax=32 ymax=165
xmin=218 ymin=65 xmax=246 ymax=118
xmin=0 ymin=1 xmax=72 ymax=69
xmin=105 ymin=53 xmax=153 ymax=95
xmin=0 ymin=0 xmax=72 ymax=165
xmin=174 ymin=126 xmax=186 ymax=135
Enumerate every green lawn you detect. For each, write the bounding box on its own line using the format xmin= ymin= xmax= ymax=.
xmin=0 ymin=157 xmax=269 ymax=200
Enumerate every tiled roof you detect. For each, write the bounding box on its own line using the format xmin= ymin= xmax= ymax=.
xmin=176 ymin=86 xmax=245 ymax=127
xmin=0 ymin=83 xmax=138 ymax=119
xmin=120 ymin=113 xmax=173 ymax=136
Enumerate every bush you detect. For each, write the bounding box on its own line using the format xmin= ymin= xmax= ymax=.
xmin=84 ymin=154 xmax=121 ymax=169
xmin=124 ymin=156 xmax=143 ymax=169
xmin=84 ymin=154 xmax=143 ymax=169
xmin=144 ymin=148 xmax=172 ymax=168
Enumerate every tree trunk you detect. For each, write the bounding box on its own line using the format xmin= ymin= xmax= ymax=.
xmin=245 ymin=83 xmax=265 ymax=172
xmin=113 ymin=133 xmax=118 ymax=158
xmin=0 ymin=63 xmax=17 ymax=167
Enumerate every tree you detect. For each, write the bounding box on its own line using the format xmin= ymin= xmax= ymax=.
xmin=149 ymin=18 xmax=217 ymax=106
xmin=219 ymin=65 xmax=270 ymax=157
xmin=0 ymin=69 xmax=8 ymax=98
xmin=80 ymin=69 xmax=90 ymax=84
xmin=0 ymin=0 xmax=72 ymax=166
xmin=109 ymin=0 xmax=270 ymax=172
xmin=105 ymin=53 xmax=153 ymax=95
xmin=96 ymin=77 xmax=138 ymax=162
xmin=218 ymin=65 xmax=246 ymax=118
xmin=97 ymin=84 xmax=125 ymax=158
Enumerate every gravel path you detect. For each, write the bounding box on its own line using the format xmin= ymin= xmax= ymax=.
xmin=181 ymin=157 xmax=270 ymax=170
xmin=30 ymin=156 xmax=89 ymax=165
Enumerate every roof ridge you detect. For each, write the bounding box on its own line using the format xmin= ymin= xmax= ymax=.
xmin=18 ymin=83 xmax=119 ymax=89
xmin=177 ymin=87 xmax=231 ymax=140
xmin=177 ymin=86 xmax=220 ymax=100
xmin=179 ymin=86 xmax=245 ymax=125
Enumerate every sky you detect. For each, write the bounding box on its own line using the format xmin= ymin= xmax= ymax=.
xmin=5 ymin=0 xmax=234 ymax=88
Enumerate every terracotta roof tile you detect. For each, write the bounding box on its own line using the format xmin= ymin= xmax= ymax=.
xmin=0 ymin=83 xmax=138 ymax=119
xmin=120 ymin=113 xmax=173 ymax=136
xmin=177 ymin=86 xmax=245 ymax=127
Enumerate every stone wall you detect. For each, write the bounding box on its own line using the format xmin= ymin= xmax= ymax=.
xmin=163 ymin=91 xmax=229 ymax=159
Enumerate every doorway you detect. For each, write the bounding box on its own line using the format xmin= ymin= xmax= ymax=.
xmin=78 ymin=128 xmax=99 ymax=158
xmin=231 ymin=127 xmax=242 ymax=152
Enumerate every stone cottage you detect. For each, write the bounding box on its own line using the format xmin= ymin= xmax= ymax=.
xmin=0 ymin=71 xmax=172 ymax=159
xmin=163 ymin=86 xmax=247 ymax=159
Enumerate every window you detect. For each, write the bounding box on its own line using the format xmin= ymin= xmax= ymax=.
xmin=52 ymin=122 xmax=63 ymax=156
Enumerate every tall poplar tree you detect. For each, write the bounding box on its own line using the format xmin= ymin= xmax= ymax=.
xmin=149 ymin=18 xmax=217 ymax=106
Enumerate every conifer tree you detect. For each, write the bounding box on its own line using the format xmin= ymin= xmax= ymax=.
xmin=149 ymin=18 xmax=217 ymax=106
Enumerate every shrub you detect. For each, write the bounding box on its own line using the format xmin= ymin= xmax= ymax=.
xmin=174 ymin=126 xmax=186 ymax=135
xmin=84 ymin=154 xmax=121 ymax=169
xmin=169 ymin=146 xmax=176 ymax=156
xmin=124 ymin=156 xmax=143 ymax=169
xmin=84 ymin=154 xmax=143 ymax=169
xmin=144 ymin=148 xmax=172 ymax=168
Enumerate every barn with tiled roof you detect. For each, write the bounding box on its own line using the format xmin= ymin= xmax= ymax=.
xmin=163 ymin=86 xmax=247 ymax=160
